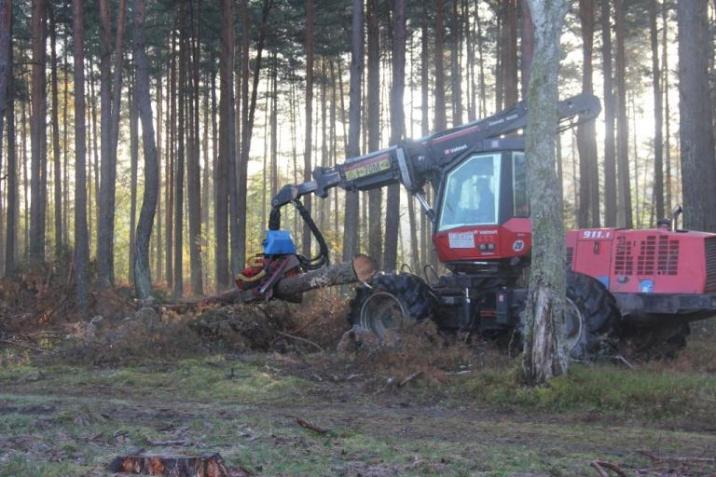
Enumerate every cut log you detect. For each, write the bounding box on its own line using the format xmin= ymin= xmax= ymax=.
xmin=205 ymin=254 xmax=377 ymax=305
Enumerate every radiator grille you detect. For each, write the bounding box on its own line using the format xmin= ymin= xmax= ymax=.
xmin=566 ymin=247 xmax=574 ymax=268
xmin=705 ymin=238 xmax=716 ymax=292
xmin=614 ymin=236 xmax=633 ymax=275
xmin=637 ymin=235 xmax=657 ymax=275
xmin=657 ymin=235 xmax=680 ymax=275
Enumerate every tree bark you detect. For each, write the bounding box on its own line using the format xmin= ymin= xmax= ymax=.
xmin=49 ymin=6 xmax=62 ymax=259
xmin=174 ymin=2 xmax=188 ymax=298
xmin=303 ymin=0 xmax=315 ymax=258
xmin=366 ymin=0 xmax=381 ymax=267
xmin=216 ymin=0 xmax=232 ymax=289
xmin=451 ymin=0 xmax=462 ymax=125
xmin=520 ymin=0 xmax=533 ymax=99
xmin=342 ymin=0 xmax=364 ymax=263
xmin=577 ymin=0 xmax=600 ymax=228
xmin=434 ymin=0 xmax=447 ymax=131
xmin=30 ymin=0 xmax=47 ymax=264
xmin=614 ymin=0 xmax=632 ymax=228
xmin=600 ymin=0 xmax=616 ymax=227
xmin=132 ymin=0 xmax=159 ymax=299
xmin=650 ymin=0 xmax=664 ymax=222
xmin=383 ymin=0 xmax=406 ymax=272
xmin=97 ymin=0 xmax=128 ymax=285
xmin=129 ymin=73 xmax=139 ymax=283
xmin=237 ymin=0 xmax=272 ymax=271
xmin=662 ymin=0 xmax=672 ymax=213
xmin=2 ymin=0 xmax=15 ymax=275
xmin=678 ymin=0 xmax=716 ymax=231
xmin=522 ymin=0 xmax=569 ymax=385
xmin=72 ymin=0 xmax=89 ymax=307
xmin=187 ymin=0 xmax=203 ymax=295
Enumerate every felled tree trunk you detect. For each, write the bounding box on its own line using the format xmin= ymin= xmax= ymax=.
xmin=522 ymin=0 xmax=570 ymax=386
xmin=207 ymin=254 xmax=376 ymax=305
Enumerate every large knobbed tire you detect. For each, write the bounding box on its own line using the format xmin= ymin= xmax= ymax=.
xmin=348 ymin=272 xmax=436 ymax=339
xmin=562 ymin=271 xmax=621 ymax=361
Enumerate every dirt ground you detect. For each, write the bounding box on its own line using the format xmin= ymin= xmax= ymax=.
xmin=1 ymin=282 xmax=715 ymax=476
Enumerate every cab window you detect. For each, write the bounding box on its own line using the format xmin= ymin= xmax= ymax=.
xmin=439 ymin=154 xmax=500 ymax=231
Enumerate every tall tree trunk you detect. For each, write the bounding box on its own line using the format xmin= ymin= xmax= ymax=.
xmin=174 ymin=3 xmax=188 ymax=298
xmin=662 ymin=0 xmax=672 ymax=213
xmin=614 ymin=0 xmax=632 ymax=228
xmin=30 ymin=0 xmax=47 ymax=263
xmin=97 ymin=0 xmax=128 ymax=285
xmin=522 ymin=0 xmax=569 ymax=386
xmin=237 ymin=0 xmax=271 ymax=270
xmin=678 ymin=0 xmax=716 ymax=231
xmin=520 ymin=0 xmax=533 ymax=98
xmin=216 ymin=0 xmax=233 ymax=289
xmin=132 ymin=0 xmax=159 ymax=299
xmin=601 ymin=0 xmax=616 ymax=226
xmin=156 ymin=73 xmax=163 ymax=282
xmin=270 ymin=52 xmax=278 ymax=200
xmin=650 ymin=0 xmax=664 ymax=221
xmin=129 ymin=73 xmax=139 ymax=283
xmin=368 ymin=0 xmax=382 ymax=265
xmin=434 ymin=0 xmax=447 ymax=132
xmin=187 ymin=0 xmax=203 ymax=295
xmin=342 ymin=0 xmax=364 ymax=263
xmin=302 ymin=0 xmax=315 ymax=258
xmin=49 ymin=6 xmax=62 ymax=259
xmin=166 ymin=31 xmax=176 ymax=288
xmin=502 ymin=0 xmax=518 ymax=107
xmin=2 ymin=0 xmax=15 ymax=275
xmin=475 ymin=0 xmax=486 ymax=116
xmin=577 ymin=0 xmax=600 ymax=228
xmin=383 ymin=0 xmax=406 ymax=272
xmin=451 ymin=0 xmax=462 ymax=125
xmin=72 ymin=0 xmax=89 ymax=307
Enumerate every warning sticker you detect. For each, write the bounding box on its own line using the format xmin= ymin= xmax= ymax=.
xmin=448 ymin=232 xmax=475 ymax=249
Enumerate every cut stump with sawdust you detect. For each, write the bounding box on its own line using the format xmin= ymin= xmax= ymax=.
xmin=108 ymin=452 xmax=249 ymax=477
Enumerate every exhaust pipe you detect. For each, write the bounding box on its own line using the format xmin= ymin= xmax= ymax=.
xmin=671 ymin=205 xmax=683 ymax=232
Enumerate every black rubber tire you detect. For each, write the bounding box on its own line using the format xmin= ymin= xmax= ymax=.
xmin=564 ymin=271 xmax=621 ymax=361
xmin=348 ymin=272 xmax=435 ymax=334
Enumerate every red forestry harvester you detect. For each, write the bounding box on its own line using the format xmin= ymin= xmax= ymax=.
xmin=243 ymin=93 xmax=716 ymax=359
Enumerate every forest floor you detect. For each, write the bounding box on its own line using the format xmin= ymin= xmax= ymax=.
xmin=1 ymin=269 xmax=715 ymax=476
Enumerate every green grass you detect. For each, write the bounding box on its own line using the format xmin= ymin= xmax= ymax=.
xmin=460 ymin=363 xmax=716 ymax=419
xmin=0 ymin=356 xmax=311 ymax=404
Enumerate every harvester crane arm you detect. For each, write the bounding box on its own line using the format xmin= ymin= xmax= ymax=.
xmin=267 ymin=93 xmax=600 ymax=270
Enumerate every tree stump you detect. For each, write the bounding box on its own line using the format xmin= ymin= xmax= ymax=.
xmin=108 ymin=452 xmax=245 ymax=477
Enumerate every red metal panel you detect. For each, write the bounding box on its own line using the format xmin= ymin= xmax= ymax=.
xmin=433 ymin=218 xmax=531 ymax=262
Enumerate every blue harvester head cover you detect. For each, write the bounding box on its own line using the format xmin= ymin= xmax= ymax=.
xmin=263 ymin=230 xmax=297 ymax=256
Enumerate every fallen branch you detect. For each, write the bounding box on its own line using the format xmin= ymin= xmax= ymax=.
xmin=275 ymin=330 xmax=324 ymax=353
xmin=590 ymin=460 xmax=627 ymax=477
xmin=146 ymin=439 xmax=192 ymax=447
xmin=0 ymin=339 xmax=43 ymax=353
xmin=295 ymin=417 xmax=329 ymax=435
xmin=398 ymin=371 xmax=424 ymax=387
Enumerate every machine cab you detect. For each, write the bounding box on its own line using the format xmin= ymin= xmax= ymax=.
xmin=432 ymin=150 xmax=532 ymax=265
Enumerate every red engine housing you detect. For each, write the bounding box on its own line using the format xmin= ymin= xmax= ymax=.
xmin=566 ymin=227 xmax=716 ymax=295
